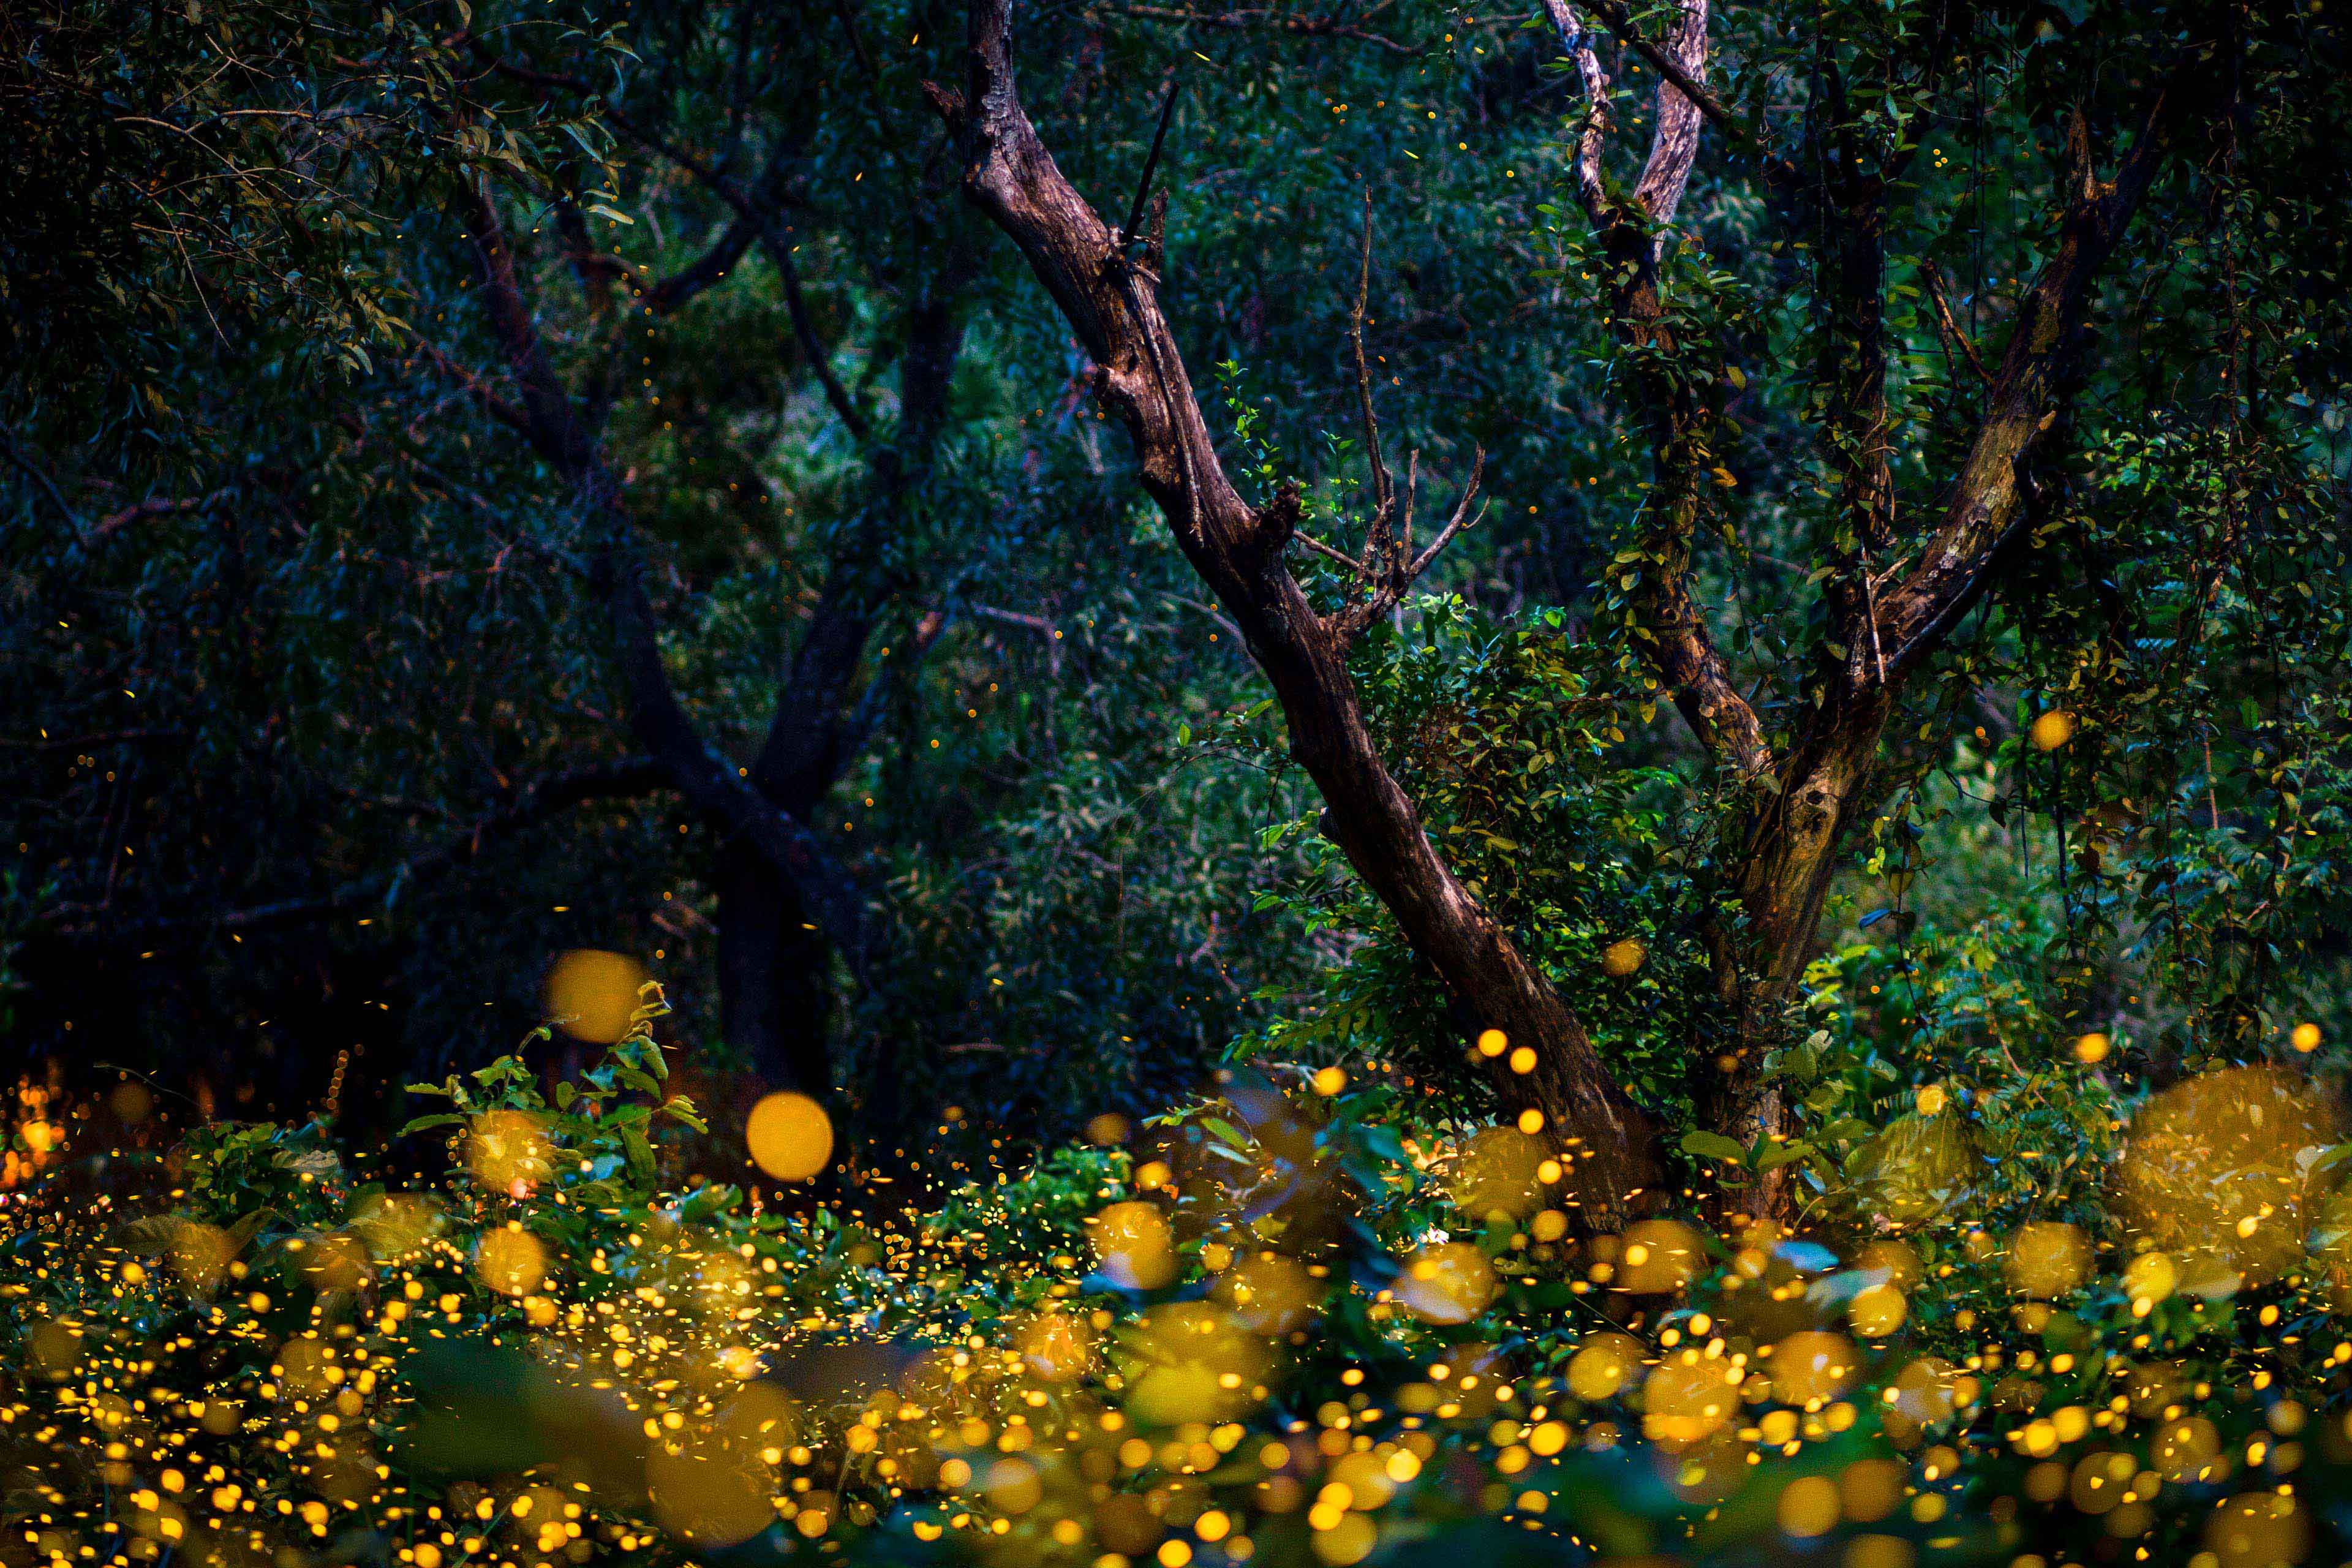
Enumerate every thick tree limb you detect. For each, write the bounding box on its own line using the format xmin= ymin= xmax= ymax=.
xmin=1806 ymin=67 xmax=1898 ymax=662
xmin=947 ymin=0 xmax=1660 ymax=1223
xmin=474 ymin=37 xmax=874 ymax=440
xmin=750 ymin=281 xmax=969 ymax=810
xmin=1581 ymin=0 xmax=1744 ymax=145
xmin=1703 ymin=74 xmax=2198 ymax=1209
xmin=456 ymin=179 xmax=874 ymax=971
xmin=1538 ymin=0 xmax=1614 ymax=224
xmin=1869 ymin=88 xmax=2190 ymax=682
xmin=1627 ymin=0 xmax=1711 ymax=222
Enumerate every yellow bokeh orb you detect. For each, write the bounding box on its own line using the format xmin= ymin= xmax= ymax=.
xmin=1777 ymin=1474 xmax=1840 ymax=1538
xmin=2003 ymin=1222 xmax=2092 ymax=1299
xmin=543 ymin=948 xmax=650 ymax=1044
xmin=2204 ymin=1491 xmax=2308 ymax=1568
xmin=1450 ymin=1125 xmax=1548 ymax=1222
xmin=1215 ymin=1251 xmax=1322 ymax=1335
xmin=1768 ymin=1332 xmax=1856 ymax=1406
xmin=1395 ymin=1242 xmax=1496 ymax=1325
xmin=1849 ymin=1282 xmax=1909 ymax=1336
xmin=474 ymin=1227 xmax=547 ymax=1297
xmin=1617 ymin=1219 xmax=1703 ymax=1295
xmin=2124 ymin=1250 xmax=2177 ymax=1307
xmin=1601 ymin=938 xmax=1648 ymax=977
xmin=2029 ymin=710 xmax=2077 ymax=751
xmin=1090 ymin=1200 xmax=1177 ymax=1291
xmin=1566 ymin=1332 xmax=1645 ymax=1401
xmin=2112 ymin=1066 xmax=2340 ymax=1294
xmin=745 ymin=1093 xmax=834 ymax=1183
xmin=467 ymin=1109 xmax=554 ymax=1193
xmin=1642 ymin=1349 xmax=1739 ymax=1448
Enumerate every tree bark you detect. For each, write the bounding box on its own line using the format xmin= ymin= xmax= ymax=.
xmin=942 ymin=0 xmax=1664 ymax=1224
xmin=715 ymin=849 xmax=835 ymax=1091
xmin=1531 ymin=4 xmax=2199 ymax=1219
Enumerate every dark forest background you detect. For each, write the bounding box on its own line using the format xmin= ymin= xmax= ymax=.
xmin=7 ymin=0 xmax=2352 ymax=1201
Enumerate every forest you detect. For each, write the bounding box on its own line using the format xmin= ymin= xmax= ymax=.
xmin=4 ymin=0 xmax=2352 ymax=1562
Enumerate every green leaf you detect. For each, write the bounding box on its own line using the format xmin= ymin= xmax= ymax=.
xmin=1680 ymin=1131 xmax=1749 ymax=1165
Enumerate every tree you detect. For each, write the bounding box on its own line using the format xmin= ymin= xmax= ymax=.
xmin=944 ymin=0 xmax=2349 ymax=1223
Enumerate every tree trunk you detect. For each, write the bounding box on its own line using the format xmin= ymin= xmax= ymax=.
xmin=1703 ymin=696 xmax=1890 ymax=1218
xmin=942 ymin=4 xmax=1664 ymax=1226
xmin=715 ymin=846 xmax=835 ymax=1093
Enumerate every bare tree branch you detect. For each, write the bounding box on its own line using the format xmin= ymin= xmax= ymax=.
xmin=88 ymin=489 xmax=235 ymax=546
xmin=1327 ymin=453 xmax=1485 ymax=642
xmin=410 ymin=339 xmax=535 ymax=436
xmin=0 ymin=728 xmax=188 ymax=753
xmin=766 ymin=227 xmax=873 ymax=440
xmin=1921 ymin=259 xmax=1991 ymax=385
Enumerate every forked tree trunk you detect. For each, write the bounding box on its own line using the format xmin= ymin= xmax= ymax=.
xmin=1703 ymin=699 xmax=1890 ymax=1218
xmin=940 ymin=0 xmax=1665 ymax=1227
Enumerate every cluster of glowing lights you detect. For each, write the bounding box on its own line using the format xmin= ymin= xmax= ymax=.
xmin=4 ymin=1036 xmax=2352 ymax=1568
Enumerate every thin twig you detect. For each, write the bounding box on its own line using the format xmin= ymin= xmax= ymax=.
xmin=1921 ymin=261 xmax=1991 ymax=384
xmin=1347 ymin=189 xmax=1395 ymax=527
xmin=410 ymin=340 xmax=535 ymax=435
xmin=1296 ymin=532 xmax=1371 ymax=576
xmin=1409 ymin=456 xmax=1488 ymax=578
xmin=1121 ymin=70 xmax=1186 ymax=249
xmin=0 ymin=728 xmax=188 ymax=753
xmin=1 ymin=427 xmax=88 ymax=537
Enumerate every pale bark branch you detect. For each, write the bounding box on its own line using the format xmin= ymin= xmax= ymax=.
xmin=1540 ymin=0 xmax=1770 ymax=780
xmin=946 ymin=0 xmax=1660 ymax=1221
